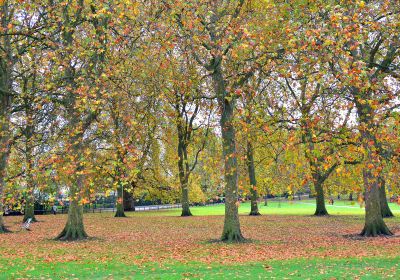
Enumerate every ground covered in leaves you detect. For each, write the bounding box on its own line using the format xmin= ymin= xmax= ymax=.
xmin=1 ymin=202 xmax=400 ymax=279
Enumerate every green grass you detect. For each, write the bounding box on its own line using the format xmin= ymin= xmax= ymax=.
xmin=132 ymin=199 xmax=400 ymax=217
xmin=1 ymin=256 xmax=399 ymax=279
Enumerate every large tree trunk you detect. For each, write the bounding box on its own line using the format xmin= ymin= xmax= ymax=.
xmin=123 ymin=189 xmax=135 ymax=211
xmin=356 ymin=99 xmax=392 ymax=237
xmin=177 ymin=122 xmax=192 ymax=217
xmin=220 ymin=103 xmax=243 ymax=241
xmin=247 ymin=141 xmax=260 ymax=216
xmin=115 ymin=182 xmax=126 ymax=217
xmin=180 ymin=181 xmax=192 ymax=217
xmin=178 ymin=172 xmax=192 ymax=217
xmin=55 ymin=115 xmax=89 ymax=241
xmin=0 ymin=2 xmax=12 ymax=233
xmin=361 ymin=171 xmax=392 ymax=236
xmin=56 ymin=196 xmax=88 ymax=241
xmin=314 ymin=180 xmax=328 ymax=216
xmin=56 ymin=177 xmax=88 ymax=241
xmin=23 ymin=195 xmax=36 ymax=223
xmin=378 ymin=177 xmax=394 ymax=218
xmin=213 ymin=64 xmax=244 ymax=242
xmin=55 ymin=136 xmax=89 ymax=241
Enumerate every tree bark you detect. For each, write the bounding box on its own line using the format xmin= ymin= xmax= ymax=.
xmin=56 ymin=132 xmax=89 ymax=240
xmin=0 ymin=2 xmax=13 ymax=233
xmin=123 ymin=189 xmax=135 ymax=211
xmin=23 ymin=195 xmax=36 ymax=223
xmin=213 ymin=63 xmax=244 ymax=242
xmin=356 ymin=98 xmax=392 ymax=237
xmin=314 ymin=180 xmax=328 ymax=216
xmin=247 ymin=141 xmax=260 ymax=216
xmin=115 ymin=182 xmax=126 ymax=217
xmin=56 ymin=173 xmax=88 ymax=240
xmin=180 ymin=181 xmax=192 ymax=216
xmin=177 ymin=115 xmax=192 ymax=217
xmin=178 ymin=177 xmax=193 ymax=216
xmin=361 ymin=172 xmax=392 ymax=236
xmin=55 ymin=189 xmax=88 ymax=240
xmin=178 ymin=163 xmax=192 ymax=216
xmin=378 ymin=177 xmax=394 ymax=218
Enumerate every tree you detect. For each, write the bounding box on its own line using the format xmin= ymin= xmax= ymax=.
xmin=172 ymin=0 xmax=258 ymax=242
xmin=0 ymin=0 xmax=15 ymax=232
xmin=328 ymin=0 xmax=399 ymax=236
xmin=43 ymin=0 xmax=110 ymax=240
xmin=275 ymin=2 xmax=347 ymax=215
xmin=158 ymin=46 xmax=212 ymax=216
xmin=235 ymin=87 xmax=263 ymax=215
xmin=99 ymin=85 xmax=160 ymax=217
xmin=0 ymin=0 xmax=45 ymax=231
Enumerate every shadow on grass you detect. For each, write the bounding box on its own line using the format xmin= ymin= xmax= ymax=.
xmin=206 ymin=238 xmax=256 ymax=244
xmin=342 ymin=233 xmax=400 ymax=240
xmin=49 ymin=236 xmax=104 ymax=243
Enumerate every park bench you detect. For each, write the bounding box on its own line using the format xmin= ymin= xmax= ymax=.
xmin=22 ymin=218 xmax=32 ymax=231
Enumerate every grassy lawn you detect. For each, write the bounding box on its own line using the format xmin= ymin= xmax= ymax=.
xmin=1 ymin=200 xmax=399 ymax=279
xmin=2 ymin=256 xmax=400 ymax=279
xmin=134 ymin=199 xmax=400 ymax=216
